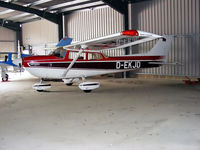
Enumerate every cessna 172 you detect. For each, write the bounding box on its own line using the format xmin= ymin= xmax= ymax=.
xmin=13 ymin=30 xmax=172 ymax=92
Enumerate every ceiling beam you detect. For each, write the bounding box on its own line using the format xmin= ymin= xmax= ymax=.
xmin=101 ymin=0 xmax=127 ymax=14
xmin=128 ymin=0 xmax=151 ymax=3
xmin=0 ymin=0 xmax=52 ymax=16
xmin=0 ymin=1 xmax=59 ymax=24
xmin=0 ymin=19 xmax=21 ymax=31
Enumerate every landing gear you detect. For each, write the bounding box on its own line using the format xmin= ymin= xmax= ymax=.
xmin=2 ymin=74 xmax=8 ymax=81
xmin=66 ymin=83 xmax=73 ymax=86
xmin=62 ymin=78 xmax=79 ymax=86
xmin=83 ymin=90 xmax=92 ymax=93
xmin=32 ymin=79 xmax=51 ymax=92
xmin=1 ymin=67 xmax=9 ymax=82
xmin=78 ymin=76 xmax=100 ymax=93
xmin=79 ymin=81 xmax=100 ymax=93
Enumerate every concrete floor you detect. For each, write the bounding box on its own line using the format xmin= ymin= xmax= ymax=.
xmin=0 ymin=75 xmax=200 ymax=150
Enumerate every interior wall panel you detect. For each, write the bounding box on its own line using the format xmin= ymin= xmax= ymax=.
xmin=65 ymin=6 xmax=124 ymax=56
xmin=0 ymin=27 xmax=15 ymax=52
xmin=22 ymin=19 xmax=58 ymax=46
xmin=131 ymin=0 xmax=200 ymax=77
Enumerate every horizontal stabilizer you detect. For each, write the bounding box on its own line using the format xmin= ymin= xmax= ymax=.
xmin=148 ymin=62 xmax=182 ymax=65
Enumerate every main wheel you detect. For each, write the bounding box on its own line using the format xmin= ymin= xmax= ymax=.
xmin=36 ymin=90 xmax=45 ymax=92
xmin=83 ymin=90 xmax=92 ymax=93
xmin=66 ymin=83 xmax=73 ymax=86
xmin=2 ymin=74 xmax=8 ymax=81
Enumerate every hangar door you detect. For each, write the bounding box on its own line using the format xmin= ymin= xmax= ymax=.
xmin=131 ymin=0 xmax=200 ymax=77
xmin=0 ymin=27 xmax=15 ymax=52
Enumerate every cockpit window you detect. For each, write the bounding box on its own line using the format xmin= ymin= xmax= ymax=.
xmin=51 ymin=47 xmax=66 ymax=58
xmin=88 ymin=53 xmax=103 ymax=60
xmin=69 ymin=51 xmax=86 ymax=60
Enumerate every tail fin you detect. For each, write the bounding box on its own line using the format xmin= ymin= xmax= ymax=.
xmin=147 ymin=36 xmax=172 ymax=60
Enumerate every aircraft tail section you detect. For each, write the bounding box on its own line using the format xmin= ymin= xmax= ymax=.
xmin=147 ymin=36 xmax=172 ymax=61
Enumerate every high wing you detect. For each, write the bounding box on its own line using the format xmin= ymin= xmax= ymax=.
xmin=62 ymin=30 xmax=164 ymax=78
xmin=64 ymin=30 xmax=163 ymax=51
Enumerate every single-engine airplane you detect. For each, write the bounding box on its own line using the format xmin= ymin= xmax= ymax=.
xmin=13 ymin=30 xmax=172 ymax=92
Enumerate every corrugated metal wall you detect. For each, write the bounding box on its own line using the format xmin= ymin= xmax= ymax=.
xmin=0 ymin=27 xmax=15 ymax=52
xmin=131 ymin=0 xmax=200 ymax=77
xmin=64 ymin=6 xmax=125 ymax=56
xmin=64 ymin=1 xmax=199 ymax=77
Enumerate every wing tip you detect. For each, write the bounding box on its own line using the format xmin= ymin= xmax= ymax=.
xmin=121 ymin=30 xmax=139 ymax=36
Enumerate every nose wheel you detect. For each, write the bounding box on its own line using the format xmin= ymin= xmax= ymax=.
xmin=62 ymin=78 xmax=79 ymax=86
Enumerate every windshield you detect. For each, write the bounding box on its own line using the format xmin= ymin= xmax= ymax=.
xmin=51 ymin=47 xmax=66 ymax=58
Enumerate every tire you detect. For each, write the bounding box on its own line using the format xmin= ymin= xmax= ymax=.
xmin=2 ymin=74 xmax=8 ymax=81
xmin=83 ymin=90 xmax=92 ymax=93
xmin=36 ymin=90 xmax=44 ymax=92
xmin=5 ymin=74 xmax=8 ymax=81
xmin=66 ymin=83 xmax=73 ymax=86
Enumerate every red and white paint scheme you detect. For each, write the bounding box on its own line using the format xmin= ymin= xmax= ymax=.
xmin=13 ymin=30 xmax=172 ymax=92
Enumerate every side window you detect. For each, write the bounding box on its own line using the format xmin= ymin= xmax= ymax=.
xmin=88 ymin=53 xmax=103 ymax=60
xmin=68 ymin=51 xmax=86 ymax=60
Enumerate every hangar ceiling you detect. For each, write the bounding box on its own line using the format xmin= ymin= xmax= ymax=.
xmin=0 ymin=0 xmax=149 ymax=24
xmin=0 ymin=0 xmax=149 ymax=41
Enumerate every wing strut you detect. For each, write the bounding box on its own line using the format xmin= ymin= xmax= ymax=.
xmin=62 ymin=46 xmax=85 ymax=78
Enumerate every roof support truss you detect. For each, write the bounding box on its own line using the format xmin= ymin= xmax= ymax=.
xmin=101 ymin=0 xmax=128 ymax=14
xmin=0 ymin=19 xmax=21 ymax=31
xmin=0 ymin=1 xmax=59 ymax=24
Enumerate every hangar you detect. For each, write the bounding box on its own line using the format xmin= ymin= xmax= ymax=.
xmin=0 ymin=0 xmax=200 ymax=149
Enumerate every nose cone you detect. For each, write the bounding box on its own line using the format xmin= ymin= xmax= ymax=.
xmin=13 ymin=58 xmax=22 ymax=66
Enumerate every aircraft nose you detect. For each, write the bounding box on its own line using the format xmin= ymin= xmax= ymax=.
xmin=13 ymin=58 xmax=22 ymax=66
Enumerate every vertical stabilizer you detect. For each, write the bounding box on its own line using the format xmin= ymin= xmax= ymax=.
xmin=147 ymin=36 xmax=172 ymax=59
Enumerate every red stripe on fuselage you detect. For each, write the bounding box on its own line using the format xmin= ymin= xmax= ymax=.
xmin=22 ymin=55 xmax=164 ymax=68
